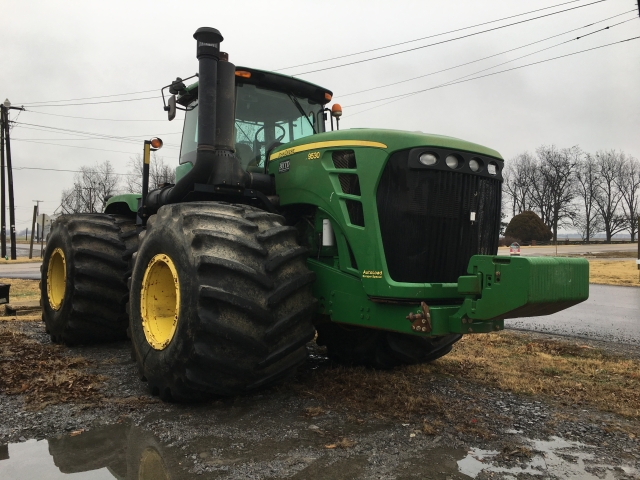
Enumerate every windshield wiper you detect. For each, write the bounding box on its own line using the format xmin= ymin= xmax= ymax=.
xmin=288 ymin=94 xmax=316 ymax=134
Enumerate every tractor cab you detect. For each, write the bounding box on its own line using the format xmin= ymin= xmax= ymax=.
xmin=177 ymin=67 xmax=333 ymax=173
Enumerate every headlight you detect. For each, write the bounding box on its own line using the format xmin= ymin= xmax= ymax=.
xmin=419 ymin=153 xmax=438 ymax=166
xmin=488 ymin=162 xmax=498 ymax=175
xmin=469 ymin=158 xmax=481 ymax=172
xmin=445 ymin=155 xmax=460 ymax=169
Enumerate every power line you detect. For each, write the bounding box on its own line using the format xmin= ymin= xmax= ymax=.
xmin=340 ymin=10 xmax=636 ymax=98
xmin=291 ymin=0 xmax=611 ymax=76
xmin=18 ymin=89 xmax=159 ymax=106
xmin=348 ymin=35 xmax=640 ymax=116
xmin=13 ymin=121 xmax=181 ymax=140
xmin=12 ymin=125 xmax=145 ymax=147
xmin=10 ymin=122 xmax=181 ymax=148
xmin=276 ymin=0 xmax=589 ymax=72
xmin=10 ymin=139 xmax=140 ymax=155
xmin=12 ymin=166 xmax=138 ymax=176
xmin=23 ymin=95 xmax=160 ymax=108
xmin=23 ymin=110 xmax=169 ymax=122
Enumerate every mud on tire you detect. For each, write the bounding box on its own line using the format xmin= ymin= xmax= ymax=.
xmin=129 ymin=202 xmax=316 ymax=400
xmin=316 ymin=322 xmax=461 ymax=369
xmin=41 ymin=214 xmax=137 ymax=345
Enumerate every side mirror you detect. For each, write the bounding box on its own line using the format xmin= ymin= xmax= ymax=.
xmin=167 ymin=95 xmax=176 ymax=121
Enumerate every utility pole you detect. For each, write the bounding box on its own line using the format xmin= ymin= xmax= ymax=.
xmin=2 ymin=99 xmax=23 ymax=260
xmin=40 ymin=213 xmax=45 ymax=258
xmin=29 ymin=205 xmax=37 ymax=259
xmin=0 ymin=106 xmax=5 ymax=259
xmin=29 ymin=200 xmax=43 ymax=259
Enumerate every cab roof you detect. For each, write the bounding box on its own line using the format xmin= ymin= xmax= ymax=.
xmin=177 ymin=66 xmax=332 ymax=107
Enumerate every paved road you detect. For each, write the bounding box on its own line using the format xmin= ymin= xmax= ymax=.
xmin=506 ymin=284 xmax=640 ymax=346
xmin=0 ymin=262 xmax=41 ymax=280
xmin=1 ymin=244 xmax=44 ymax=258
xmin=498 ymin=243 xmax=638 ymax=257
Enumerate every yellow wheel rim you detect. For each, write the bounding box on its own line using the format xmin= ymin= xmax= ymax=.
xmin=141 ymin=254 xmax=180 ymax=350
xmin=47 ymin=248 xmax=66 ymax=310
xmin=138 ymin=447 xmax=170 ymax=480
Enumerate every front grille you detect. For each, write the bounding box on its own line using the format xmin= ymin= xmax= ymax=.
xmin=377 ymin=150 xmax=501 ymax=283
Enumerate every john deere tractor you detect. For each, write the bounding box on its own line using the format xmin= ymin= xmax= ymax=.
xmin=41 ymin=27 xmax=589 ymax=400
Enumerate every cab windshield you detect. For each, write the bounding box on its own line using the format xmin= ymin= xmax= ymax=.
xmin=180 ymin=84 xmax=325 ymax=170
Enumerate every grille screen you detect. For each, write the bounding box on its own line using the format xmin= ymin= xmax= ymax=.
xmin=377 ymin=150 xmax=501 ymax=283
xmin=332 ymin=150 xmax=357 ymax=169
xmin=346 ymin=200 xmax=365 ymax=227
xmin=338 ymin=174 xmax=361 ymax=195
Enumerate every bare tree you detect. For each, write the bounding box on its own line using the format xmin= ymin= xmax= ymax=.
xmin=593 ymin=150 xmax=626 ymax=242
xmin=124 ymin=153 xmax=175 ymax=194
xmin=616 ymin=154 xmax=640 ymax=241
xmin=573 ymin=153 xmax=602 ymax=241
xmin=528 ymin=146 xmax=578 ymax=241
xmin=59 ymin=161 xmax=120 ymax=213
xmin=503 ymin=152 xmax=535 ymax=216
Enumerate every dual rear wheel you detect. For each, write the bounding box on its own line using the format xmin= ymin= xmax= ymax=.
xmin=41 ymin=214 xmax=137 ymax=344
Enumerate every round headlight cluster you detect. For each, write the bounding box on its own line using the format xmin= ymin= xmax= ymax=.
xmin=419 ymin=153 xmax=438 ymax=166
xmin=416 ymin=151 xmax=498 ymax=175
xmin=469 ymin=158 xmax=482 ymax=172
xmin=445 ymin=155 xmax=460 ymax=169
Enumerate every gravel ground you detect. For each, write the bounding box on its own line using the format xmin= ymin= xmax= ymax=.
xmin=1 ymin=319 xmax=639 ymax=479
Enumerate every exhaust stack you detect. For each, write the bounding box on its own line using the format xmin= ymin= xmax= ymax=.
xmin=144 ymin=27 xmax=273 ymax=215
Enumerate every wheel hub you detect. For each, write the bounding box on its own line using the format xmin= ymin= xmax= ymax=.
xmin=47 ymin=248 xmax=66 ymax=310
xmin=141 ymin=254 xmax=180 ymax=350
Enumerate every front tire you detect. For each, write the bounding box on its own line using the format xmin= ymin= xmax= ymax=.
xmin=316 ymin=322 xmax=461 ymax=369
xmin=41 ymin=214 xmax=137 ymax=345
xmin=130 ymin=202 xmax=316 ymax=400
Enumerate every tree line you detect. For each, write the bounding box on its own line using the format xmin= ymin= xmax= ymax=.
xmin=503 ymin=146 xmax=640 ymax=242
xmin=58 ymin=154 xmax=175 ymax=214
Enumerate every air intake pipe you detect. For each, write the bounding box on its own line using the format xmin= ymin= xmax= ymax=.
xmin=146 ymin=27 xmax=273 ymax=213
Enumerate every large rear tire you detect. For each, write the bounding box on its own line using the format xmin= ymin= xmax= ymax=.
xmin=41 ymin=214 xmax=137 ymax=345
xmin=316 ymin=322 xmax=461 ymax=369
xmin=129 ymin=202 xmax=316 ymax=400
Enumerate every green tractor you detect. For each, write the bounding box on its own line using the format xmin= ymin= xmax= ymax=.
xmin=41 ymin=27 xmax=589 ymax=401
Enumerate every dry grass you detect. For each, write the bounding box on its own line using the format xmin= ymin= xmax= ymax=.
xmin=0 ymin=327 xmax=103 ymax=408
xmin=423 ymin=332 xmax=640 ymax=419
xmin=296 ymin=331 xmax=639 ymax=436
xmin=582 ymin=250 xmax=638 ymax=259
xmin=295 ymin=361 xmax=494 ymax=438
xmin=589 ymin=260 xmax=639 ymax=287
xmin=0 ymin=278 xmax=40 ymax=304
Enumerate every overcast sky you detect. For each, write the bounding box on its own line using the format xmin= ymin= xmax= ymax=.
xmin=2 ymin=0 xmax=639 ymax=234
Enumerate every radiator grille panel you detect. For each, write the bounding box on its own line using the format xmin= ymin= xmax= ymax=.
xmin=377 ymin=150 xmax=501 ymax=283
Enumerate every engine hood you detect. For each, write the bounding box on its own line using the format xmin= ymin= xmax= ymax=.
xmin=271 ymin=128 xmax=503 ymax=161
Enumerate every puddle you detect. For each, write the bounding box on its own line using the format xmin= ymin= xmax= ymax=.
xmin=457 ymin=436 xmax=640 ymax=479
xmin=1 ymin=424 xmax=638 ymax=479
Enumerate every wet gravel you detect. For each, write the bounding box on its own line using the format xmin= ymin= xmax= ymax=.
xmin=1 ymin=319 xmax=639 ymax=479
